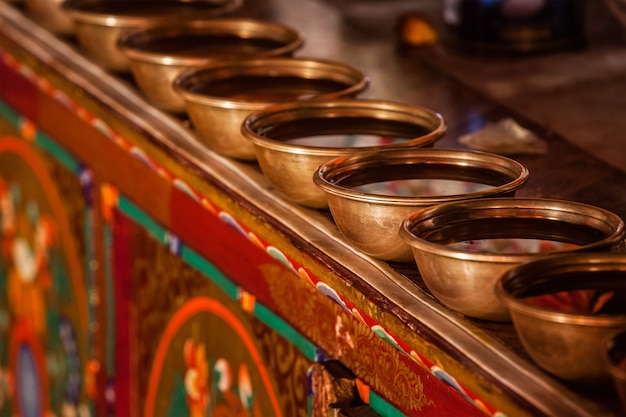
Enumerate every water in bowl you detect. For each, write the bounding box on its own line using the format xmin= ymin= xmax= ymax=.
xmin=353 ymin=179 xmax=492 ymax=197
xmin=134 ymin=35 xmax=287 ymax=58
xmin=515 ymin=269 xmax=626 ymax=315
xmin=287 ymin=134 xmax=410 ymax=147
xmin=82 ymin=1 xmax=233 ymax=17
xmin=264 ymin=116 xmax=434 ymax=146
xmin=448 ymin=238 xmax=579 ymax=254
xmin=193 ymin=76 xmax=353 ymax=102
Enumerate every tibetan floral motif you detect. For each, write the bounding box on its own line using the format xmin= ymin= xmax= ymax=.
xmin=2 ymin=198 xmax=55 ymax=339
xmin=183 ymin=339 xmax=210 ymax=417
xmin=180 ymin=339 xmax=263 ymax=417
xmin=144 ymin=297 xmax=281 ymax=417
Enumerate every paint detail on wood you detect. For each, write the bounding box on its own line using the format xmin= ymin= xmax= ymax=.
xmin=0 ymin=41 xmax=508 ymax=416
xmin=0 ymin=137 xmax=92 ymax=416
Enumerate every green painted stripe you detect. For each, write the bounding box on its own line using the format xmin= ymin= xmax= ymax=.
xmin=369 ymin=391 xmax=406 ymax=417
xmin=118 ymin=196 xmax=167 ymax=242
xmin=116 ymin=193 xmax=318 ymax=363
xmin=0 ymin=99 xmax=20 ymax=126
xmin=0 ymin=98 xmax=81 ymax=172
xmin=255 ymin=303 xmax=317 ymax=361
xmin=180 ymin=246 xmax=239 ymax=300
xmin=35 ymin=131 xmax=80 ymax=173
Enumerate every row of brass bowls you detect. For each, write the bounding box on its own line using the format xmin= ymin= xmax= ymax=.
xmin=240 ymin=87 xmax=626 ymax=394
xmin=496 ymin=253 xmax=626 ymax=387
xmin=63 ymin=0 xmax=243 ymax=71
xmin=173 ymin=57 xmax=370 ymax=160
xmin=117 ymin=20 xmax=306 ymax=113
xmin=313 ymin=148 xmax=529 ymax=262
xmin=32 ymin=0 xmax=626 ymax=400
xmin=400 ymin=198 xmax=625 ymax=322
xmin=241 ymin=99 xmax=447 ymax=209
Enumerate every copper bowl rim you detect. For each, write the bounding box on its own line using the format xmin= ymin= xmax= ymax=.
xmin=173 ymin=56 xmax=369 ymax=109
xmin=313 ymin=147 xmax=529 ymax=206
xmin=400 ymin=197 xmax=625 ymax=262
xmin=64 ymin=0 xmax=242 ymax=27
xmin=241 ymin=99 xmax=447 ymax=156
xmin=494 ymin=252 xmax=626 ymax=325
xmin=116 ymin=18 xmax=304 ymax=65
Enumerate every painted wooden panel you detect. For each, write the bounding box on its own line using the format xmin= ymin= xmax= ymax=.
xmin=0 ymin=41 xmax=486 ymax=417
xmin=0 ymin=137 xmax=93 ymax=415
xmin=114 ymin=211 xmax=312 ymax=417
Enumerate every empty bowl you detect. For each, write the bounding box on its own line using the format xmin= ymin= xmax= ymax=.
xmin=495 ymin=253 xmax=626 ymax=384
xmin=400 ymin=197 xmax=625 ymax=321
xmin=313 ymin=148 xmax=529 ymax=262
xmin=173 ymin=57 xmax=369 ymax=160
xmin=119 ymin=19 xmax=305 ymax=113
xmin=241 ymin=99 xmax=446 ymax=209
xmin=63 ymin=0 xmax=242 ymax=71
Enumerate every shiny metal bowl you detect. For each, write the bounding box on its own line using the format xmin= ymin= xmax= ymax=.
xmin=23 ymin=0 xmax=74 ymax=35
xmin=173 ymin=57 xmax=369 ymax=160
xmin=241 ymin=99 xmax=446 ymax=209
xmin=63 ymin=0 xmax=242 ymax=72
xmin=495 ymin=253 xmax=626 ymax=384
xmin=313 ymin=148 xmax=529 ymax=262
xmin=602 ymin=327 xmax=626 ymax=413
xmin=119 ymin=19 xmax=305 ymax=113
xmin=400 ymin=197 xmax=625 ymax=321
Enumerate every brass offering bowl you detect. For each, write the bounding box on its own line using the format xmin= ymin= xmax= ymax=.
xmin=63 ymin=0 xmax=242 ymax=72
xmin=241 ymin=99 xmax=446 ymax=209
xmin=23 ymin=0 xmax=74 ymax=35
xmin=119 ymin=19 xmax=305 ymax=113
xmin=602 ymin=327 xmax=626 ymax=413
xmin=400 ymin=197 xmax=625 ymax=322
xmin=495 ymin=253 xmax=626 ymax=384
xmin=173 ymin=57 xmax=369 ymax=160
xmin=313 ymin=148 xmax=529 ymax=262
